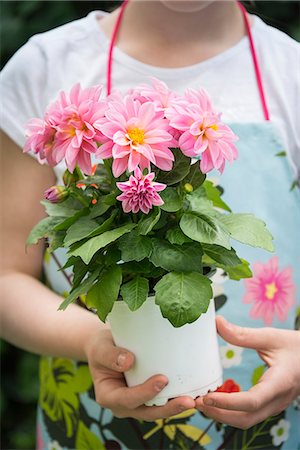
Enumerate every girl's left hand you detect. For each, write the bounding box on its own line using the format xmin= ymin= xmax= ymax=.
xmin=195 ymin=316 xmax=300 ymax=429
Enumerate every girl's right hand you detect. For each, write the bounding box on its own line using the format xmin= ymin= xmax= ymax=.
xmin=85 ymin=327 xmax=195 ymax=421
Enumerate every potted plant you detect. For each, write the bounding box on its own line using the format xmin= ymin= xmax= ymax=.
xmin=25 ymin=79 xmax=274 ymax=406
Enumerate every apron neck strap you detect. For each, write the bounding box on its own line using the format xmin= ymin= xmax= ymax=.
xmin=106 ymin=0 xmax=270 ymax=121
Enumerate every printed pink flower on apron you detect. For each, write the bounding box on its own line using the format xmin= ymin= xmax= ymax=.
xmin=243 ymin=256 xmax=295 ymax=325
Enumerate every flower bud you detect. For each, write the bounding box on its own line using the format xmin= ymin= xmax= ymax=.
xmin=63 ymin=168 xmax=81 ymax=186
xmin=44 ymin=186 xmax=69 ymax=203
xmin=183 ymin=183 xmax=193 ymax=193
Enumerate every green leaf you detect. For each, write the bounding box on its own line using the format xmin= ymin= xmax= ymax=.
xmin=180 ymin=212 xmax=231 ymax=249
xmin=137 ymin=207 xmax=161 ymax=235
xmin=183 ymin=163 xmax=206 ymax=189
xmin=252 ymin=365 xmax=266 ymax=385
xmin=84 ymin=211 xmax=117 ymax=239
xmin=75 ymin=421 xmax=105 ymax=450
xmin=53 ymin=208 xmax=88 ymax=231
xmin=118 ymin=230 xmax=152 ymax=262
xmin=86 ymin=266 xmax=122 ymax=322
xmin=70 ymin=223 xmax=136 ymax=264
xmin=41 ymin=197 xmax=81 ymax=217
xmin=154 ymin=272 xmax=212 ymax=327
xmin=26 ymin=216 xmax=64 ymax=246
xmin=48 ymin=230 xmax=66 ymax=252
xmin=89 ymin=193 xmax=116 ymax=219
xmin=58 ymin=268 xmax=101 ymax=310
xmin=120 ymin=276 xmax=149 ymax=311
xmin=221 ymin=258 xmax=252 ymax=281
xmin=220 ymin=213 xmax=274 ymax=252
xmin=64 ymin=217 xmax=100 ymax=247
xmin=202 ymin=244 xmax=241 ymax=267
xmin=121 ymin=259 xmax=164 ymax=277
xmin=166 ymin=228 xmax=193 ymax=245
xmin=150 ymin=239 xmax=203 ymax=273
xmin=160 ymin=187 xmax=183 ymax=212
xmin=156 ymin=148 xmax=191 ymax=185
xmin=203 ymin=180 xmax=231 ymax=212
xmin=186 ymin=187 xmax=216 ymax=215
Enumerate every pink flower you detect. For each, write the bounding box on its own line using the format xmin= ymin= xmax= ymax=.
xmin=166 ymin=88 xmax=238 ymax=173
xmin=130 ymin=77 xmax=178 ymax=111
xmin=24 ymin=118 xmax=57 ymax=166
xmin=116 ymin=167 xmax=166 ymax=214
xmin=24 ymin=83 xmax=109 ymax=175
xmin=44 ymin=185 xmax=69 ymax=203
xmin=243 ymin=256 xmax=296 ymax=325
xmin=98 ymin=96 xmax=174 ymax=177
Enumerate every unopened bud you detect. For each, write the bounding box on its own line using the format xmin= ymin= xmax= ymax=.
xmin=44 ymin=186 xmax=69 ymax=203
xmin=63 ymin=168 xmax=81 ymax=186
xmin=183 ymin=183 xmax=193 ymax=193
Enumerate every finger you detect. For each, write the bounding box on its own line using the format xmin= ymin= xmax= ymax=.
xmin=216 ymin=315 xmax=276 ymax=350
xmin=201 ymin=367 xmax=285 ymax=412
xmin=96 ymin=330 xmax=135 ymax=372
xmin=133 ymin=396 xmax=196 ymax=421
xmin=103 ymin=374 xmax=170 ymax=410
xmin=195 ymin=398 xmax=269 ymax=429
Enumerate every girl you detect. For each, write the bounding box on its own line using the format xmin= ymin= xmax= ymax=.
xmin=1 ymin=1 xmax=299 ymax=449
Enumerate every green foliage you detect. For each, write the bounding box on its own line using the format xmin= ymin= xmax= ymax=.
xmin=150 ymin=239 xmax=203 ymax=273
xmin=86 ymin=265 xmax=122 ymax=321
xmin=120 ymin=276 xmax=149 ymax=311
xmin=156 ymin=148 xmax=191 ymax=185
xmin=221 ymin=213 xmax=275 ymax=252
xmin=118 ymin=230 xmax=152 ymax=262
xmin=137 ymin=207 xmax=161 ymax=235
xmin=154 ymin=272 xmax=212 ymax=327
xmin=160 ymin=187 xmax=183 ymax=212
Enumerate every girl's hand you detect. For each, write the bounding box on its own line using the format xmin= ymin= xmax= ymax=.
xmin=85 ymin=327 xmax=195 ymax=421
xmin=195 ymin=316 xmax=300 ymax=429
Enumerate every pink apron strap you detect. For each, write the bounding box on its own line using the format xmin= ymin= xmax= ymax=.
xmin=238 ymin=2 xmax=270 ymax=120
xmin=106 ymin=0 xmax=270 ymax=121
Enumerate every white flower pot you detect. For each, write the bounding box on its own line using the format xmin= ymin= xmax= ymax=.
xmin=107 ymin=297 xmax=223 ymax=406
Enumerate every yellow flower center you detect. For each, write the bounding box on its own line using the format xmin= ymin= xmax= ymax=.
xmin=210 ymin=124 xmax=218 ymax=131
xmin=128 ymin=127 xmax=145 ymax=145
xmin=265 ymin=282 xmax=278 ymax=300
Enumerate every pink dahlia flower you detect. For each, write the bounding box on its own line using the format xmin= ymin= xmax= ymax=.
xmin=166 ymin=88 xmax=238 ymax=173
xmin=24 ymin=118 xmax=57 ymax=166
xmin=97 ymin=96 xmax=174 ymax=177
xmin=116 ymin=167 xmax=166 ymax=214
xmin=130 ymin=77 xmax=178 ymax=112
xmin=24 ymin=83 xmax=109 ymax=175
xmin=243 ymin=256 xmax=295 ymax=325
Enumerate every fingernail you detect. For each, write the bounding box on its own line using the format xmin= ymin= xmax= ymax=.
xmin=203 ymin=397 xmax=215 ymax=406
xmin=155 ymin=381 xmax=167 ymax=392
xmin=117 ymin=352 xmax=127 ymax=366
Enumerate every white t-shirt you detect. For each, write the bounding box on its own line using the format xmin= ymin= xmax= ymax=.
xmin=1 ymin=10 xmax=299 ymax=180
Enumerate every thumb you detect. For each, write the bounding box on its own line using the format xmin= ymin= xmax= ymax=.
xmin=87 ymin=329 xmax=135 ymax=372
xmin=216 ymin=315 xmax=275 ymax=350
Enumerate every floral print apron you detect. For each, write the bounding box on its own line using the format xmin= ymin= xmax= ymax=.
xmin=36 ymin=3 xmax=300 ymax=449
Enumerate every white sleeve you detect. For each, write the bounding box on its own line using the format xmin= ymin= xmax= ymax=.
xmin=0 ymin=37 xmax=49 ymax=150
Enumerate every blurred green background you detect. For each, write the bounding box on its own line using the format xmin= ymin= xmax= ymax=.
xmin=1 ymin=1 xmax=299 ymax=449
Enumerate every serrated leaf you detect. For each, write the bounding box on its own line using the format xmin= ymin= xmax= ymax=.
xmin=180 ymin=212 xmax=231 ymax=249
xmin=166 ymin=228 xmax=193 ymax=245
xmin=26 ymin=216 xmax=64 ymax=246
xmin=186 ymin=186 xmax=215 ymax=215
xmin=160 ymin=187 xmax=183 ymax=212
xmin=89 ymin=193 xmax=116 ymax=219
xmin=86 ymin=266 xmax=122 ymax=322
xmin=150 ymin=239 xmax=203 ymax=272
xmin=156 ymin=148 xmax=191 ymax=185
xmin=118 ymin=230 xmax=152 ymax=262
xmin=120 ymin=277 xmax=149 ymax=311
xmin=202 ymin=244 xmax=241 ymax=267
xmin=221 ymin=213 xmax=274 ymax=252
xmin=203 ymin=180 xmax=231 ymax=212
xmin=137 ymin=207 xmax=161 ymax=235
xmin=54 ymin=208 xmax=88 ymax=231
xmin=70 ymin=223 xmax=136 ymax=264
xmin=154 ymin=272 xmax=212 ymax=327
